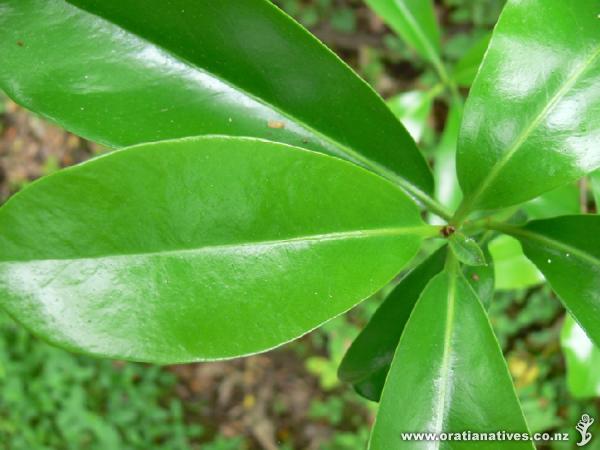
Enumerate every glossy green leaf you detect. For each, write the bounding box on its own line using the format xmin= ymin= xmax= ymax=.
xmin=451 ymin=32 xmax=492 ymax=87
xmin=342 ymin=247 xmax=494 ymax=402
xmin=561 ymin=314 xmax=600 ymax=399
xmin=503 ymin=215 xmax=600 ymax=348
xmin=449 ymin=232 xmax=486 ymax=266
xmin=369 ymin=268 xmax=532 ymax=449
xmin=387 ymin=90 xmax=437 ymax=142
xmin=365 ymin=0 xmax=445 ymax=77
xmin=339 ymin=248 xmax=447 ymax=401
xmin=0 ymin=136 xmax=433 ymax=363
xmin=522 ymin=183 xmax=580 ymax=220
xmin=434 ymin=101 xmax=463 ymax=213
xmin=591 ymin=170 xmax=600 ymax=209
xmin=488 ymin=235 xmax=544 ymax=291
xmin=0 ymin=0 xmax=434 ymax=201
xmin=456 ymin=0 xmax=600 ymax=216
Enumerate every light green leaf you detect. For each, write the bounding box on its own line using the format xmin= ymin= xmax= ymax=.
xmin=365 ymin=0 xmax=445 ymax=76
xmin=387 ymin=90 xmax=436 ymax=142
xmin=0 ymin=0 xmax=434 ymax=201
xmin=449 ymin=232 xmax=486 ymax=266
xmin=488 ymin=235 xmax=544 ymax=291
xmin=434 ymin=101 xmax=463 ymax=212
xmin=522 ymin=183 xmax=581 ymax=220
xmin=502 ymin=215 xmax=600 ymax=348
xmin=561 ymin=314 xmax=600 ymax=399
xmin=0 ymin=136 xmax=432 ymax=363
xmin=456 ymin=0 xmax=600 ymax=217
xmin=369 ymin=268 xmax=532 ymax=449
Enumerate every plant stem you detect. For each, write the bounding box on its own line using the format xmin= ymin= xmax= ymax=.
xmin=445 ymin=245 xmax=459 ymax=272
xmin=482 ymin=220 xmax=521 ymax=235
xmin=450 ymin=198 xmax=474 ymax=228
xmin=392 ymin=176 xmax=453 ymax=221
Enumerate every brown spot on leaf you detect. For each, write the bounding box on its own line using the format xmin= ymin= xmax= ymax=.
xmin=16 ymin=40 xmax=24 ymax=47
xmin=268 ymin=120 xmax=285 ymax=129
xmin=471 ymin=273 xmax=480 ymax=282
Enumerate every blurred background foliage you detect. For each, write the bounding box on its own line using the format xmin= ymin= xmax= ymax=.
xmin=1 ymin=0 xmax=599 ymax=449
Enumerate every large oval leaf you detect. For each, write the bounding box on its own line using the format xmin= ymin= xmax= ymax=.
xmin=0 ymin=137 xmax=433 ymax=363
xmin=501 ymin=215 xmax=600 ymax=348
xmin=0 ymin=0 xmax=434 ymax=203
xmin=456 ymin=0 xmax=600 ymax=215
xmin=369 ymin=268 xmax=532 ymax=449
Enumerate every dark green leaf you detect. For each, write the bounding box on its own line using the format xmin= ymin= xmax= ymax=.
xmin=503 ymin=215 xmax=600 ymax=347
xmin=0 ymin=137 xmax=433 ymax=363
xmin=369 ymin=268 xmax=532 ymax=449
xmin=449 ymin=232 xmax=486 ymax=266
xmin=0 ymin=0 xmax=433 ymax=200
xmin=456 ymin=0 xmax=600 ymax=215
xmin=338 ymin=248 xmax=447 ymax=400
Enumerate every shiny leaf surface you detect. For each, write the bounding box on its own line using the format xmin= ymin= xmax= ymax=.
xmin=338 ymin=248 xmax=447 ymax=401
xmin=456 ymin=0 xmax=600 ymax=215
xmin=561 ymin=314 xmax=600 ymax=399
xmin=369 ymin=268 xmax=532 ymax=449
xmin=0 ymin=0 xmax=434 ymax=200
xmin=505 ymin=216 xmax=600 ymax=348
xmin=0 ymin=137 xmax=431 ymax=363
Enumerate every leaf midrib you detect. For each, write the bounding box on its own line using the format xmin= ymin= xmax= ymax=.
xmin=432 ymin=271 xmax=456 ymax=440
xmin=62 ymin=0 xmax=433 ymax=205
xmin=0 ymin=225 xmax=430 ymax=264
xmin=462 ymin=43 xmax=600 ymax=212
